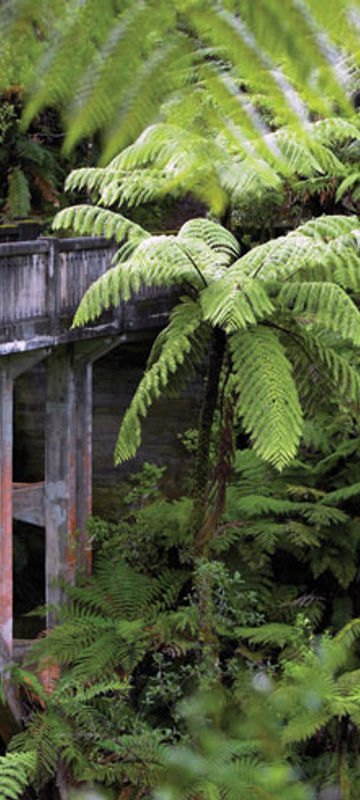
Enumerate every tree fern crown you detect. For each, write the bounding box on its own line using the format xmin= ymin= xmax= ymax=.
xmin=53 ymin=202 xmax=360 ymax=471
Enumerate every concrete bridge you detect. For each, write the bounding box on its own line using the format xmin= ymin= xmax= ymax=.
xmin=0 ymin=236 xmax=171 ymax=669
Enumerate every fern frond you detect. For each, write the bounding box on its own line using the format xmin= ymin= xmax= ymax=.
xmin=332 ymin=618 xmax=360 ymax=662
xmin=177 ymin=218 xmax=240 ymax=264
xmin=282 ymin=709 xmax=332 ymax=744
xmin=6 ymin=166 xmax=31 ymax=218
xmin=64 ymin=166 xmax=115 ymax=195
xmin=72 ymin=233 xmax=206 ymax=327
xmin=301 ymin=333 xmax=360 ymax=408
xmin=53 ymin=203 xmax=148 ymax=243
xmin=114 ymin=299 xmax=203 ymax=464
xmin=313 ymin=117 xmax=360 ymax=146
xmin=319 ymin=482 xmax=360 ymax=506
xmin=100 ymin=34 xmax=194 ymax=163
xmin=147 ymin=310 xmax=211 ymax=399
xmin=272 ymin=129 xmax=327 ymax=175
xmin=9 ymin=711 xmax=74 ymax=789
xmin=228 ymin=0 xmax=351 ymax=115
xmin=232 ymin=215 xmax=360 ymax=284
xmin=230 ymin=327 xmax=303 ymax=470
xmin=236 ymin=622 xmax=300 ymax=647
xmin=0 ymin=752 xmax=36 ymax=800
xmin=279 ymin=281 xmax=360 ymax=345
xmin=65 ymin=558 xmax=156 ymax=619
xmin=298 ymin=214 xmax=360 ymax=240
xmin=201 ymin=276 xmax=275 ymax=332
xmin=26 ymin=615 xmax=115 ymax=668
xmin=62 ymin=2 xmax=176 ymax=154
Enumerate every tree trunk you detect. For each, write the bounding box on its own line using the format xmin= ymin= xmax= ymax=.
xmin=192 ymin=327 xmax=226 ymax=532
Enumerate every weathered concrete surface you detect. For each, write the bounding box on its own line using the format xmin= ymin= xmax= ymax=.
xmin=0 ymin=236 xmax=173 ymax=355
xmin=0 ymin=351 xmax=51 ymax=654
xmin=0 ymin=371 xmax=13 ymax=653
xmin=45 ymin=348 xmax=78 ymax=617
xmin=13 ymin=482 xmax=45 ymax=526
xmin=0 ymin=236 xmax=198 ymax=665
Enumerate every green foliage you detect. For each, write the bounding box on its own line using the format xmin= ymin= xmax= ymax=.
xmin=221 ymin=414 xmax=360 ymax=595
xmin=229 ymin=327 xmax=303 ymax=468
xmin=0 ymin=751 xmax=36 ymax=800
xmin=6 ymin=166 xmax=30 ymax=218
xmin=55 ymin=205 xmax=360 ymax=472
xmin=5 ymin=0 xmax=360 ymax=163
xmin=0 ymin=90 xmax=97 ymax=221
xmin=3 ymin=433 xmax=360 ymax=796
xmin=59 ymin=111 xmax=360 ymax=221
xmin=158 ymin=689 xmax=315 ymax=800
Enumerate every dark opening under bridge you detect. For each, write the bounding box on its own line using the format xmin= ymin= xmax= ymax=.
xmin=0 ymin=236 xmax=171 ymax=673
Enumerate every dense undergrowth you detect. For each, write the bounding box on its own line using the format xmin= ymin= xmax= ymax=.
xmin=3 ymin=411 xmax=360 ymax=799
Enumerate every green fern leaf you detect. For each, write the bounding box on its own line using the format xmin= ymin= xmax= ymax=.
xmin=278 ymin=281 xmax=360 ymax=345
xmin=114 ymin=299 xmax=203 ymax=464
xmin=6 ymin=167 xmax=31 ymax=218
xmin=201 ymin=276 xmax=275 ymax=332
xmin=177 ymin=218 xmax=240 ymax=264
xmin=53 ymin=204 xmax=148 ymax=244
xmin=230 ymin=327 xmax=303 ymax=470
xmin=0 ymin=752 xmax=36 ymax=800
xmin=302 ymin=333 xmax=360 ymax=407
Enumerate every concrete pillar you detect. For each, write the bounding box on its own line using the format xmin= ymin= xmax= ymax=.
xmin=72 ymin=336 xmax=122 ymax=580
xmin=43 ymin=337 xmax=122 ymax=624
xmin=0 ymin=372 xmax=13 ymax=653
xmin=0 ymin=349 xmax=51 ymax=654
xmin=45 ymin=347 xmax=77 ymax=619
xmin=75 ymin=361 xmax=93 ymax=577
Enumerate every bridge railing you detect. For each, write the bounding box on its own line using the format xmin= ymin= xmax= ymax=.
xmin=0 ymin=236 xmax=173 ymax=355
xmin=0 ymin=236 xmax=115 ymax=329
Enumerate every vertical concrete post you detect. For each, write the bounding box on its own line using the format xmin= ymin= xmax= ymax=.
xmin=75 ymin=361 xmax=93 ymax=577
xmin=0 ymin=371 xmax=13 ymax=653
xmin=0 ymin=349 xmax=51 ymax=652
xmin=44 ymin=337 xmax=121 ymax=623
xmin=45 ymin=347 xmax=77 ymax=620
xmin=45 ymin=238 xmax=61 ymax=335
xmin=72 ymin=335 xmax=122 ymax=579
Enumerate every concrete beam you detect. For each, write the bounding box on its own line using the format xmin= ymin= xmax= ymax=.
xmin=12 ymin=482 xmax=45 ymax=527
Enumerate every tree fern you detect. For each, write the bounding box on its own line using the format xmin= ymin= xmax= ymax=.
xmin=55 ymin=203 xmax=360 ymax=475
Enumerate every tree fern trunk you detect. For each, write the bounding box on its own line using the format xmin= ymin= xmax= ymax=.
xmin=192 ymin=327 xmax=226 ymax=529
